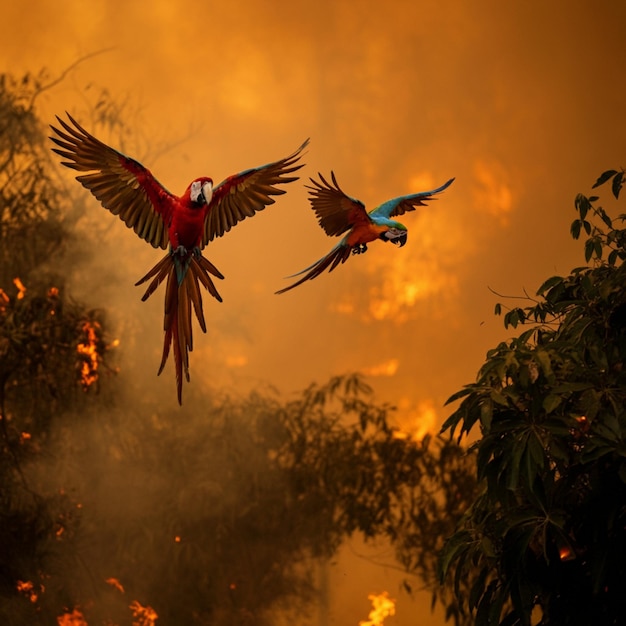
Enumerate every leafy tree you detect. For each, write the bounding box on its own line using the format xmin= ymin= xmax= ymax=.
xmin=32 ymin=374 xmax=476 ymax=626
xmin=0 ymin=70 xmax=116 ymax=625
xmin=439 ymin=169 xmax=626 ymax=626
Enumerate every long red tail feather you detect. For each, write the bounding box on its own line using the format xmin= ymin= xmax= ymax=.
xmin=135 ymin=251 xmax=223 ymax=404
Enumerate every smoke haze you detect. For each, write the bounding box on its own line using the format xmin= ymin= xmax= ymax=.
xmin=2 ymin=0 xmax=626 ymax=623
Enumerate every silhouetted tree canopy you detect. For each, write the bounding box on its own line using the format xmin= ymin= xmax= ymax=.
xmin=440 ymin=169 xmax=626 ymax=626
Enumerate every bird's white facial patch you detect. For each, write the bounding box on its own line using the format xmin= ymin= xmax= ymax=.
xmin=190 ymin=181 xmax=203 ymax=204
xmin=385 ymin=227 xmax=405 ymax=241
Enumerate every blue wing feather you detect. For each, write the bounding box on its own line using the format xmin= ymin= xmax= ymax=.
xmin=370 ymin=177 xmax=455 ymax=219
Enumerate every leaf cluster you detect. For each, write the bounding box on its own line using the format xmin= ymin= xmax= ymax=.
xmin=440 ymin=170 xmax=626 ymax=626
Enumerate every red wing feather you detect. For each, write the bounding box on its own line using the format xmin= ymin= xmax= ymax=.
xmin=50 ymin=112 xmax=175 ymax=249
xmin=202 ymin=138 xmax=309 ymax=244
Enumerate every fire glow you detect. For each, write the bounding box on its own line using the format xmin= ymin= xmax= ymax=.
xmin=359 ymin=591 xmax=396 ymax=626
xmin=57 ymin=607 xmax=87 ymax=626
xmin=16 ymin=580 xmax=39 ymax=603
xmin=13 ymin=276 xmax=26 ymax=299
xmin=77 ymin=320 xmax=100 ymax=389
xmin=130 ymin=600 xmax=158 ymax=626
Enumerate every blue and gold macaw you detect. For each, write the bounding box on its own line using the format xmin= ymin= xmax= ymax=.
xmin=276 ymin=172 xmax=454 ymax=294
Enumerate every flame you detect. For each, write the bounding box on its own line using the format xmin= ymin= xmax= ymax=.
xmin=13 ymin=277 xmax=26 ymax=300
xmin=57 ymin=607 xmax=88 ymax=626
xmin=16 ymin=580 xmax=39 ymax=603
xmin=362 ymin=358 xmax=399 ymax=377
xmin=130 ymin=600 xmax=158 ymax=626
xmin=77 ymin=320 xmax=101 ymax=389
xmin=359 ymin=592 xmax=396 ymax=626
xmin=0 ymin=288 xmax=9 ymax=312
xmin=392 ymin=399 xmax=438 ymax=440
xmin=105 ymin=577 xmax=125 ymax=593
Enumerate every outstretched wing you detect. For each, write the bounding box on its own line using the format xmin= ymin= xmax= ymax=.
xmin=306 ymin=171 xmax=370 ymax=237
xmin=370 ymin=177 xmax=455 ymax=220
xmin=50 ymin=112 xmax=175 ymax=249
xmin=202 ymin=138 xmax=309 ymax=245
xmin=275 ymin=239 xmax=352 ymax=294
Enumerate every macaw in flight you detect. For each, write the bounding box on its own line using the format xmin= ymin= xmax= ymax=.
xmin=50 ymin=112 xmax=308 ymax=404
xmin=275 ymin=172 xmax=454 ymax=294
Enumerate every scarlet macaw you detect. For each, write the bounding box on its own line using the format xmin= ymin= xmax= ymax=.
xmin=50 ymin=113 xmax=308 ymax=403
xmin=275 ymin=172 xmax=454 ymax=294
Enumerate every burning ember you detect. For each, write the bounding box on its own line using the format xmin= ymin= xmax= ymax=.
xmin=55 ymin=597 xmax=157 ymax=625
xmin=0 ymin=288 xmax=9 ymax=313
xmin=13 ymin=277 xmax=26 ymax=299
xmin=77 ymin=320 xmax=101 ymax=389
xmin=359 ymin=592 xmax=396 ymax=626
xmin=16 ymin=580 xmax=40 ymax=603
xmin=57 ymin=607 xmax=88 ymax=626
xmin=130 ymin=600 xmax=158 ymax=626
xmin=105 ymin=577 xmax=125 ymax=593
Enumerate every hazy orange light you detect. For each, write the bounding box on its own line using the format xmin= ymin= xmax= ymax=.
xmin=472 ymin=159 xmax=513 ymax=224
xmin=359 ymin=591 xmax=396 ymax=626
xmin=362 ymin=358 xmax=399 ymax=377
xmin=225 ymin=354 xmax=248 ymax=368
xmin=393 ymin=399 xmax=438 ymax=439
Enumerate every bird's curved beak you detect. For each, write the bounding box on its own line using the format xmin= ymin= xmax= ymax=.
xmin=382 ymin=227 xmax=407 ymax=247
xmin=201 ymin=181 xmax=213 ymax=205
xmin=396 ymin=231 xmax=407 ymax=247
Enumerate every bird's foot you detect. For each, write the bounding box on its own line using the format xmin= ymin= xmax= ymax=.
xmin=171 ymin=245 xmax=188 ymax=258
xmin=351 ymin=243 xmax=368 ymax=255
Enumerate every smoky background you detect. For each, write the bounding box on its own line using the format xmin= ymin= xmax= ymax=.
xmin=1 ymin=1 xmax=626 ymax=624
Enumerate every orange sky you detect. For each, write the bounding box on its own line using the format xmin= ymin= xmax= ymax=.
xmin=2 ymin=1 xmax=626 ymax=624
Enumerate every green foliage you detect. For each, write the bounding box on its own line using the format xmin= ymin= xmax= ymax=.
xmin=440 ymin=169 xmax=626 ymax=625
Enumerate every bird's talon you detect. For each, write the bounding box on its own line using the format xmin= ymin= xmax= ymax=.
xmin=171 ymin=245 xmax=188 ymax=258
